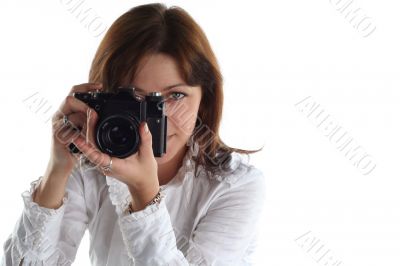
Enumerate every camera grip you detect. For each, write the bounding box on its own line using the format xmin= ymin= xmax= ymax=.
xmin=147 ymin=116 xmax=167 ymax=157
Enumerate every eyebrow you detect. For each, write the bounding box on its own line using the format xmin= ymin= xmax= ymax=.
xmin=134 ymin=83 xmax=186 ymax=93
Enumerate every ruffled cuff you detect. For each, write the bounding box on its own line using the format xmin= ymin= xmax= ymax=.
xmin=105 ymin=175 xmax=133 ymax=216
xmin=17 ymin=176 xmax=69 ymax=260
xmin=118 ymin=192 xmax=183 ymax=264
xmin=106 ymin=175 xmax=179 ymax=263
xmin=120 ymin=189 xmax=167 ymax=221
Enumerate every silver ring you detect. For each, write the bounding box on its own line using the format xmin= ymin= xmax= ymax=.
xmin=101 ymin=156 xmax=113 ymax=173
xmin=62 ymin=115 xmax=69 ymax=126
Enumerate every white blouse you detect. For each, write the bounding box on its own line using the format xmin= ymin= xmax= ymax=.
xmin=2 ymin=141 xmax=266 ymax=266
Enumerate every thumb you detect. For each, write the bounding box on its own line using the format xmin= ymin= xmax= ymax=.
xmin=138 ymin=122 xmax=153 ymax=158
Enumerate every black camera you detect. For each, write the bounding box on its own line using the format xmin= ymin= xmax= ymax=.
xmin=69 ymin=87 xmax=167 ymax=158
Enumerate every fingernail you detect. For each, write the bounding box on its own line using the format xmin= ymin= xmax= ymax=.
xmin=144 ymin=122 xmax=149 ymax=133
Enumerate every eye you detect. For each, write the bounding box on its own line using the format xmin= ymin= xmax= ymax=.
xmin=169 ymin=92 xmax=187 ymax=101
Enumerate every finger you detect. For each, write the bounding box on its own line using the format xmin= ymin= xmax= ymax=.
xmin=52 ymin=112 xmax=87 ymax=147
xmin=53 ymin=119 xmax=82 ymax=146
xmin=138 ymin=122 xmax=154 ymax=159
xmin=65 ymin=112 xmax=86 ymax=131
xmin=72 ymin=134 xmax=109 ymax=169
xmin=54 ymin=96 xmax=93 ymax=121
xmin=52 ymin=83 xmax=102 ymax=124
xmin=68 ymin=82 xmax=103 ymax=96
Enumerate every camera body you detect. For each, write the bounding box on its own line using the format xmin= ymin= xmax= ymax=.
xmin=70 ymin=87 xmax=167 ymax=158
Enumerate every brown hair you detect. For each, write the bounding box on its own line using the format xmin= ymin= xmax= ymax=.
xmin=88 ymin=3 xmax=262 ymax=178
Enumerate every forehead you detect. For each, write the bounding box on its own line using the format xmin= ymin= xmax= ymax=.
xmin=131 ymin=53 xmax=185 ymax=92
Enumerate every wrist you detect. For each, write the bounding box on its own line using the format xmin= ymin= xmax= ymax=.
xmin=45 ymin=159 xmax=73 ymax=181
xmin=127 ymin=185 xmax=161 ymax=212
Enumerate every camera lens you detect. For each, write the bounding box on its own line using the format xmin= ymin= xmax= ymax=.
xmin=96 ymin=113 xmax=140 ymax=158
xmin=108 ymin=125 xmax=129 ymax=145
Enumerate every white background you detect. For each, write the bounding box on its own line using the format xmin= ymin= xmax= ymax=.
xmin=0 ymin=0 xmax=399 ymax=265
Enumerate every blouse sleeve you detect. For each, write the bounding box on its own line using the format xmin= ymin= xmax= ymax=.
xmin=117 ymin=167 xmax=266 ymax=266
xmin=1 ymin=163 xmax=89 ymax=266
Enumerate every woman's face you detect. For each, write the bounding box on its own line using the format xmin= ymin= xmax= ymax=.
xmin=131 ymin=53 xmax=202 ymax=165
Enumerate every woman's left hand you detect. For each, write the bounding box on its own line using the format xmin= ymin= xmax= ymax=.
xmin=72 ymin=108 xmax=160 ymax=209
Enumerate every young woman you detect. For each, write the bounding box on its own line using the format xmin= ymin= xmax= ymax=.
xmin=2 ymin=3 xmax=266 ymax=265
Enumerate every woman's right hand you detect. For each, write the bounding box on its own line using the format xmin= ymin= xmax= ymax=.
xmin=33 ymin=83 xmax=103 ymax=209
xmin=48 ymin=82 xmax=103 ymax=174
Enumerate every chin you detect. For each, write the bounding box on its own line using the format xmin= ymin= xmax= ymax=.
xmin=154 ymin=134 xmax=185 ymax=165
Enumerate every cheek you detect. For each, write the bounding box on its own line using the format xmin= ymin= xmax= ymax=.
xmin=166 ymin=99 xmax=199 ymax=136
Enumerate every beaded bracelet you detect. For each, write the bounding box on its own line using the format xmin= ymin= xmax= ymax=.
xmin=127 ymin=188 xmax=162 ymax=214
